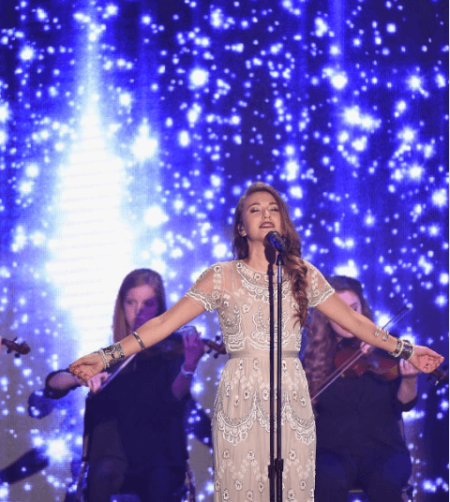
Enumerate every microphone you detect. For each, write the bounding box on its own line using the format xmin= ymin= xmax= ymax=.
xmin=265 ymin=231 xmax=287 ymax=252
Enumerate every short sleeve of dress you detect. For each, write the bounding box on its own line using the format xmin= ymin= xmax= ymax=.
xmin=304 ymin=260 xmax=335 ymax=308
xmin=184 ymin=263 xmax=224 ymax=312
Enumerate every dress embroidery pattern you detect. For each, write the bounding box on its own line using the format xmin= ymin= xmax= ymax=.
xmin=305 ymin=262 xmax=334 ymax=308
xmin=251 ymin=306 xmax=290 ymax=350
xmin=186 ymin=264 xmax=224 ymax=311
xmin=236 ymin=260 xmax=290 ymax=304
xmin=185 ymin=260 xmax=334 ymax=501
xmin=219 ymin=305 xmax=244 ymax=351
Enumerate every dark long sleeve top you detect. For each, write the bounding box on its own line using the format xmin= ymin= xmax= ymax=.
xmin=315 ymin=371 xmax=417 ymax=455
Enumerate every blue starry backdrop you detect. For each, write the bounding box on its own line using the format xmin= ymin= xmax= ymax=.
xmin=0 ymin=0 xmax=448 ymax=500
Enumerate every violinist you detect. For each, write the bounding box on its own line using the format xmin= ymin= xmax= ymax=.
xmin=303 ymin=276 xmax=418 ymax=502
xmin=45 ymin=269 xmax=205 ymax=502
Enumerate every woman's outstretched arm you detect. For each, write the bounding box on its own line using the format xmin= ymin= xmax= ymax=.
xmin=316 ymin=292 xmax=444 ymax=374
xmin=69 ymin=296 xmax=206 ymax=382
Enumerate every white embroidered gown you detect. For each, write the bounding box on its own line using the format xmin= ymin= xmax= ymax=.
xmin=186 ymin=260 xmax=334 ymax=502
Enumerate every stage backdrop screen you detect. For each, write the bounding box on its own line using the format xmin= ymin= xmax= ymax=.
xmin=0 ymin=0 xmax=448 ymax=501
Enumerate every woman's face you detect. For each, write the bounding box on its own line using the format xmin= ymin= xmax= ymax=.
xmin=239 ymin=191 xmax=283 ymax=244
xmin=329 ymin=290 xmax=362 ymax=339
xmin=123 ymin=284 xmax=156 ymax=330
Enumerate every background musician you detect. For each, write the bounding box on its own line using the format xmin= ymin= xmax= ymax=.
xmin=303 ymin=276 xmax=418 ymax=502
xmin=45 ymin=269 xmax=205 ymax=502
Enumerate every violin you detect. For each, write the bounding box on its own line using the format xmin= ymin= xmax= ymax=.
xmin=334 ymin=343 xmax=401 ymax=381
xmin=139 ymin=331 xmax=226 ymax=359
xmin=203 ymin=337 xmax=228 ymax=358
xmin=1 ymin=337 xmax=31 ymax=357
xmin=310 ymin=305 xmax=448 ymax=402
xmin=311 ymin=340 xmax=448 ymax=403
xmin=334 ymin=342 xmax=448 ymax=386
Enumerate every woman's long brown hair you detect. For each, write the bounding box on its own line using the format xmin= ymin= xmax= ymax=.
xmin=303 ymin=276 xmax=373 ymax=398
xmin=232 ymin=182 xmax=309 ymax=327
xmin=112 ymin=269 xmax=167 ymax=343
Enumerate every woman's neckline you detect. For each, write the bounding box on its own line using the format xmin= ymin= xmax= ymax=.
xmin=239 ymin=259 xmax=271 ymax=274
xmin=237 ymin=260 xmax=291 ymax=285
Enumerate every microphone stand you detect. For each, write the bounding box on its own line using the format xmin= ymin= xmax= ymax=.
xmin=268 ymin=250 xmax=285 ymax=502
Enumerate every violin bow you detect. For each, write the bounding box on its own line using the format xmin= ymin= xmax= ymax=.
xmin=311 ymin=305 xmax=411 ymax=402
xmin=87 ymin=354 xmax=137 ymax=396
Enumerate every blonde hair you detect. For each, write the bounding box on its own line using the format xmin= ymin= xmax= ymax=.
xmin=112 ymin=269 xmax=166 ymax=343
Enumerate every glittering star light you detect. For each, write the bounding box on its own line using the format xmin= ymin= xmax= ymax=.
xmin=190 ymin=69 xmax=209 ymax=87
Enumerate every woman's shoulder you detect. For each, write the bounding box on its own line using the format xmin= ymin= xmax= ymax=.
xmin=300 ymin=259 xmax=335 ymax=306
xmin=300 ymin=259 xmax=325 ymax=278
xmin=202 ymin=260 xmax=240 ymax=272
xmin=190 ymin=260 xmax=239 ymax=284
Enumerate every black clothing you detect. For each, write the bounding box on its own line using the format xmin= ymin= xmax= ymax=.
xmin=315 ymin=448 xmax=412 ymax=502
xmin=87 ymin=458 xmax=185 ymax=502
xmin=46 ymin=347 xmax=189 ymax=502
xmin=315 ymin=370 xmax=416 ymax=454
xmin=314 ymin=371 xmax=416 ymax=502
xmin=85 ymin=349 xmax=188 ymax=470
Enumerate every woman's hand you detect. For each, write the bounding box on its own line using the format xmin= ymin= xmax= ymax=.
xmin=181 ymin=326 xmax=205 ymax=371
xmin=399 ymin=358 xmax=420 ymax=379
xmin=409 ymin=346 xmax=444 ymax=374
xmin=69 ymin=353 xmax=104 ymax=383
xmin=87 ymin=371 xmax=110 ymax=393
xmin=172 ymin=326 xmax=204 ymax=400
xmin=397 ymin=358 xmax=420 ymax=403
